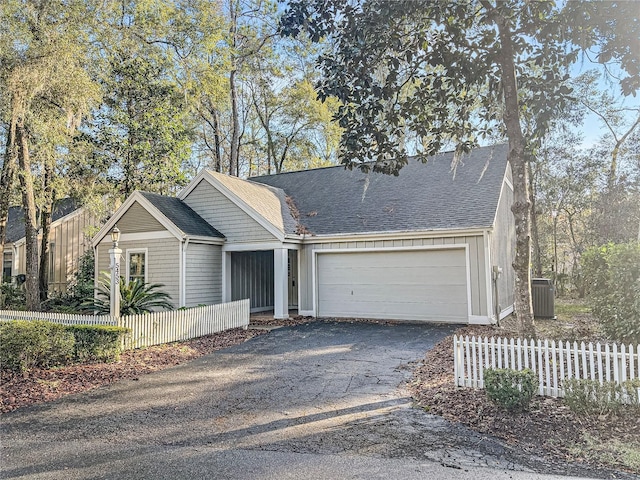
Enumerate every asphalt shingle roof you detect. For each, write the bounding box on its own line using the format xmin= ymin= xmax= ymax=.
xmin=140 ymin=192 xmax=225 ymax=239
xmin=207 ymin=171 xmax=299 ymax=235
xmin=250 ymin=144 xmax=509 ymax=236
xmin=5 ymin=198 xmax=80 ymax=243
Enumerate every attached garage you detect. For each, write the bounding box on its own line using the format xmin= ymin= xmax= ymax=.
xmin=315 ymin=247 xmax=470 ymax=323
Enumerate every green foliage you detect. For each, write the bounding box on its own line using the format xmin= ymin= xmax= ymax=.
xmin=0 ymin=320 xmax=75 ymax=373
xmin=581 ymin=242 xmax=640 ymax=344
xmin=484 ymin=368 xmax=539 ymax=411
xmin=44 ymin=249 xmax=96 ymax=313
xmin=83 ymin=272 xmax=173 ymax=316
xmin=0 ymin=283 xmax=26 ymax=310
xmin=66 ymin=325 xmax=129 ymax=363
xmin=0 ymin=320 xmax=129 ymax=372
xmin=564 ymin=379 xmax=640 ymax=416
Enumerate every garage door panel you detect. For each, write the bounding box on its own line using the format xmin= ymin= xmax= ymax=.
xmin=319 ymin=300 xmax=467 ymax=321
xmin=317 ymin=249 xmax=469 ymax=323
xmin=319 ymin=266 xmax=467 ymax=286
xmin=319 ymin=284 xmax=467 ymax=302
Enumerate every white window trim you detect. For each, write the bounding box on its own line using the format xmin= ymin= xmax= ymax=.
xmin=125 ymin=248 xmax=148 ymax=285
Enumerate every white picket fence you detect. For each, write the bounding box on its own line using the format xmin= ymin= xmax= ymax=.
xmin=119 ymin=299 xmax=250 ymax=349
xmin=0 ymin=299 xmax=250 ymax=350
xmin=0 ymin=309 xmax=116 ymax=326
xmin=454 ymin=335 xmax=640 ymax=397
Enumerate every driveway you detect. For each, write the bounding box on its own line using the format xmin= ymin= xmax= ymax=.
xmin=0 ymin=321 xmax=600 ymax=479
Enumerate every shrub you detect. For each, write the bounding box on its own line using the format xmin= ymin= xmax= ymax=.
xmin=0 ymin=320 xmax=74 ymax=372
xmin=83 ymin=272 xmax=173 ymax=315
xmin=564 ymin=378 xmax=640 ymax=416
xmin=67 ymin=325 xmax=129 ymax=363
xmin=0 ymin=283 xmax=26 ymax=310
xmin=581 ymin=242 xmax=640 ymax=344
xmin=484 ymin=368 xmax=539 ymax=411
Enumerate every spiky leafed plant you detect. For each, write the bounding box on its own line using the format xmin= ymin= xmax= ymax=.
xmin=83 ymin=272 xmax=173 ymax=315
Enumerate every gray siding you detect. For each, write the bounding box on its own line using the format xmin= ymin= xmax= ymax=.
xmin=183 ymin=180 xmax=276 ymax=243
xmin=490 ymin=177 xmax=516 ymax=317
xmin=115 ymin=201 xmax=165 ymax=233
xmin=96 ymin=237 xmax=181 ymax=308
xmin=299 ymin=234 xmax=488 ymax=318
xmin=185 ymin=243 xmax=222 ymax=306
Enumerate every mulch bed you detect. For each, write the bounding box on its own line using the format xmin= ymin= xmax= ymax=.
xmin=0 ymin=327 xmax=266 ymax=414
xmin=409 ymin=325 xmax=640 ymax=475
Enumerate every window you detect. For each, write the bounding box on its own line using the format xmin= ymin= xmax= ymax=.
xmin=2 ymin=252 xmax=11 ymax=283
xmin=126 ymin=249 xmax=147 ymax=284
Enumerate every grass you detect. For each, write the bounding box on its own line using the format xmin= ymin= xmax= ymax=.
xmin=555 ymin=300 xmax=591 ymax=318
xmin=569 ymin=435 xmax=640 ymax=473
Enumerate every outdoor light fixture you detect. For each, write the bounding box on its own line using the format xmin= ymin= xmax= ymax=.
xmin=110 ymin=225 xmax=121 ymax=246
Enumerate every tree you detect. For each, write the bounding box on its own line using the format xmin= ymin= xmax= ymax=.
xmin=0 ymin=0 xmax=99 ymax=309
xmin=281 ymin=0 xmax=576 ymax=334
xmin=92 ymin=0 xmax=198 ymax=196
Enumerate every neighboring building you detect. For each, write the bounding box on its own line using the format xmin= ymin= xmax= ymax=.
xmin=3 ymin=200 xmax=101 ymax=292
xmin=92 ymin=144 xmax=515 ymax=324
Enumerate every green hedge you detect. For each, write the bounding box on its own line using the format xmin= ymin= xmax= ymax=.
xmin=484 ymin=368 xmax=539 ymax=411
xmin=0 ymin=320 xmax=129 ymax=373
xmin=0 ymin=320 xmax=74 ymax=372
xmin=67 ymin=324 xmax=128 ymax=363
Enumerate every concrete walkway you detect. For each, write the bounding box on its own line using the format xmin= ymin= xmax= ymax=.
xmin=0 ymin=322 xmax=605 ymax=479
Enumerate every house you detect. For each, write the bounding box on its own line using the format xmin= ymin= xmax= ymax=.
xmin=92 ymin=144 xmax=514 ymax=324
xmin=3 ymin=200 xmax=101 ymax=292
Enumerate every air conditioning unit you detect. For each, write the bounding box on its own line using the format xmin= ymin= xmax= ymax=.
xmin=531 ymin=278 xmax=556 ymax=319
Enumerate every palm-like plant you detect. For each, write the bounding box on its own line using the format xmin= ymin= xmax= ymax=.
xmin=83 ymin=272 xmax=173 ymax=315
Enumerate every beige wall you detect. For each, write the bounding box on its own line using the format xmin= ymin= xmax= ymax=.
xmin=182 ymin=180 xmax=276 ymax=243
xmin=299 ymin=234 xmax=488 ymax=318
xmin=490 ymin=176 xmax=516 ymax=318
xmin=12 ymin=209 xmax=100 ymax=292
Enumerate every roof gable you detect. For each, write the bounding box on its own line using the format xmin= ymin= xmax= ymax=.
xmin=250 ymin=144 xmax=509 ymax=235
xmin=92 ymin=191 xmax=224 ymax=247
xmin=179 ymin=170 xmax=299 ymax=239
xmin=5 ymin=198 xmax=81 ymax=244
xmin=140 ymin=192 xmax=224 ymax=239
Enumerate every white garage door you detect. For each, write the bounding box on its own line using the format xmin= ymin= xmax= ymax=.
xmin=316 ymin=248 xmax=469 ymax=323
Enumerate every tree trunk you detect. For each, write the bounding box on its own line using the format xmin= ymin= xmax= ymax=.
xmin=0 ymin=116 xmax=18 ymax=275
xmin=38 ymin=159 xmax=55 ymax=302
xmin=16 ymin=119 xmax=40 ymax=310
xmin=228 ymin=2 xmax=240 ymax=177
xmin=528 ymin=162 xmax=543 ymax=277
xmin=229 ymin=69 xmax=240 ymax=177
xmin=496 ymin=17 xmax=535 ymax=336
xmin=212 ymin=108 xmax=222 ymax=172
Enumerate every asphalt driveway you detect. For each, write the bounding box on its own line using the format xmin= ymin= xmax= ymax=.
xmin=0 ymin=321 xmax=598 ymax=479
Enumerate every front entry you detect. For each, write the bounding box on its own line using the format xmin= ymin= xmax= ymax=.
xmin=230 ymin=248 xmax=298 ymax=314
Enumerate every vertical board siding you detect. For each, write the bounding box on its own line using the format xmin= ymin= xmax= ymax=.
xmin=231 ymin=251 xmax=274 ymax=310
xmin=454 ymin=335 xmax=640 ymax=400
xmin=182 ymin=180 xmax=276 ymax=243
xmin=185 ymin=243 xmax=222 ymax=306
xmin=119 ymin=300 xmax=250 ymax=349
xmin=10 ymin=209 xmax=99 ymax=293
xmin=0 ymin=300 xmax=249 ymax=350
